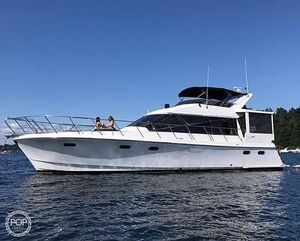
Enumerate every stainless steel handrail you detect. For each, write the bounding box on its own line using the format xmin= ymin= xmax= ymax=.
xmin=5 ymin=115 xmax=240 ymax=142
xmin=5 ymin=115 xmax=133 ymax=136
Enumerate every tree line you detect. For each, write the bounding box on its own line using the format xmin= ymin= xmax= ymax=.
xmin=273 ymin=107 xmax=300 ymax=149
xmin=0 ymin=144 xmax=20 ymax=151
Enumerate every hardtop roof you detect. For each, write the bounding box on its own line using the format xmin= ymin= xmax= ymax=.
xmin=178 ymin=87 xmax=247 ymax=101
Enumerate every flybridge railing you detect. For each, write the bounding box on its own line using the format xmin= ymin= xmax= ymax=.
xmin=5 ymin=115 xmax=132 ymax=137
xmin=5 ymin=115 xmax=241 ymax=142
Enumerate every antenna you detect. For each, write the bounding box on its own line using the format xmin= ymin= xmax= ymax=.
xmin=206 ymin=65 xmax=210 ymax=106
xmin=244 ymin=58 xmax=249 ymax=93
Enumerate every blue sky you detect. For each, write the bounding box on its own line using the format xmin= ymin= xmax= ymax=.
xmin=0 ymin=0 xmax=300 ymax=142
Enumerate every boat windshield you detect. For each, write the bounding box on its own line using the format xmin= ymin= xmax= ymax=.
xmin=176 ymin=98 xmax=234 ymax=107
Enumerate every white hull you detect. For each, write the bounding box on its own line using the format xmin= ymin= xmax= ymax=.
xmin=17 ymin=135 xmax=283 ymax=172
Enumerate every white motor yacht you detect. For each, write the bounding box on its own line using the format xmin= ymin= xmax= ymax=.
xmin=6 ymin=87 xmax=284 ymax=172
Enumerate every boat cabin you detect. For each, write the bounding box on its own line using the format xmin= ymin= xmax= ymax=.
xmin=129 ymin=87 xmax=275 ymax=143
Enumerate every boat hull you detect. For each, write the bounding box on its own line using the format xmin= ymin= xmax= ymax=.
xmin=16 ymin=137 xmax=284 ymax=172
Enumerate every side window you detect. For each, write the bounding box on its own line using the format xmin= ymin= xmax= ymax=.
xmin=208 ymin=117 xmax=237 ymax=135
xmin=154 ymin=115 xmax=188 ymax=132
xmin=130 ymin=114 xmax=238 ymax=135
xmin=249 ymin=113 xmax=272 ymax=134
xmin=238 ymin=113 xmax=246 ymax=136
xmin=180 ymin=115 xmax=237 ymax=135
xmin=129 ymin=115 xmax=164 ymax=128
xmin=180 ymin=115 xmax=208 ymax=134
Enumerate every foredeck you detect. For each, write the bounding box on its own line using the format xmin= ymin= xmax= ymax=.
xmin=6 ymin=114 xmax=244 ymax=145
xmin=5 ymin=116 xmax=128 ymax=137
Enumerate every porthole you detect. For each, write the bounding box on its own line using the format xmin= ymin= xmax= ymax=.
xmin=149 ymin=146 xmax=159 ymax=151
xmin=119 ymin=145 xmax=131 ymax=149
xmin=64 ymin=143 xmax=76 ymax=147
xmin=258 ymin=151 xmax=265 ymax=155
xmin=243 ymin=150 xmax=251 ymax=155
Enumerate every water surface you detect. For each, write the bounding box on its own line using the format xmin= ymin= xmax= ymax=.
xmin=0 ymin=152 xmax=299 ymax=240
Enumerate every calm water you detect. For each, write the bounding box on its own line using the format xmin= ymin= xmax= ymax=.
xmin=0 ymin=152 xmax=300 ymax=240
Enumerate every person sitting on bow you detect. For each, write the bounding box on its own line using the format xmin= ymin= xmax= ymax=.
xmin=94 ymin=117 xmax=104 ymax=131
xmin=106 ymin=116 xmax=115 ymax=130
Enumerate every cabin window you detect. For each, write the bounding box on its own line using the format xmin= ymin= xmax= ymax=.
xmin=180 ymin=115 xmax=211 ymax=134
xmin=180 ymin=115 xmax=237 ymax=135
xmin=129 ymin=115 xmax=163 ymax=129
xmin=238 ymin=113 xmax=246 ymax=136
xmin=129 ymin=114 xmax=186 ymax=133
xmin=129 ymin=114 xmax=238 ymax=135
xmin=155 ymin=115 xmax=187 ymax=133
xmin=249 ymin=113 xmax=272 ymax=134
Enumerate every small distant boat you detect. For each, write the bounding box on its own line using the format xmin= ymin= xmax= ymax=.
xmin=280 ymin=148 xmax=289 ymax=153
xmin=0 ymin=150 xmax=10 ymax=154
xmin=280 ymin=148 xmax=300 ymax=154
xmin=1 ymin=137 xmax=11 ymax=154
xmin=289 ymin=148 xmax=300 ymax=153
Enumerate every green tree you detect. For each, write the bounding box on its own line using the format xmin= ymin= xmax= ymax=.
xmin=274 ymin=107 xmax=300 ymax=148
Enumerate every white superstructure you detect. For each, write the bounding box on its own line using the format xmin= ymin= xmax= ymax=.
xmin=6 ymin=87 xmax=283 ymax=172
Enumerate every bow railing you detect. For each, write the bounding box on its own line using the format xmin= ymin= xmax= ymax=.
xmin=5 ymin=115 xmax=241 ymax=142
xmin=5 ymin=115 xmax=132 ymax=137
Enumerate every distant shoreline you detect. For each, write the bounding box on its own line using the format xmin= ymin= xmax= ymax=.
xmin=0 ymin=144 xmax=20 ymax=151
xmin=280 ymin=148 xmax=300 ymax=154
